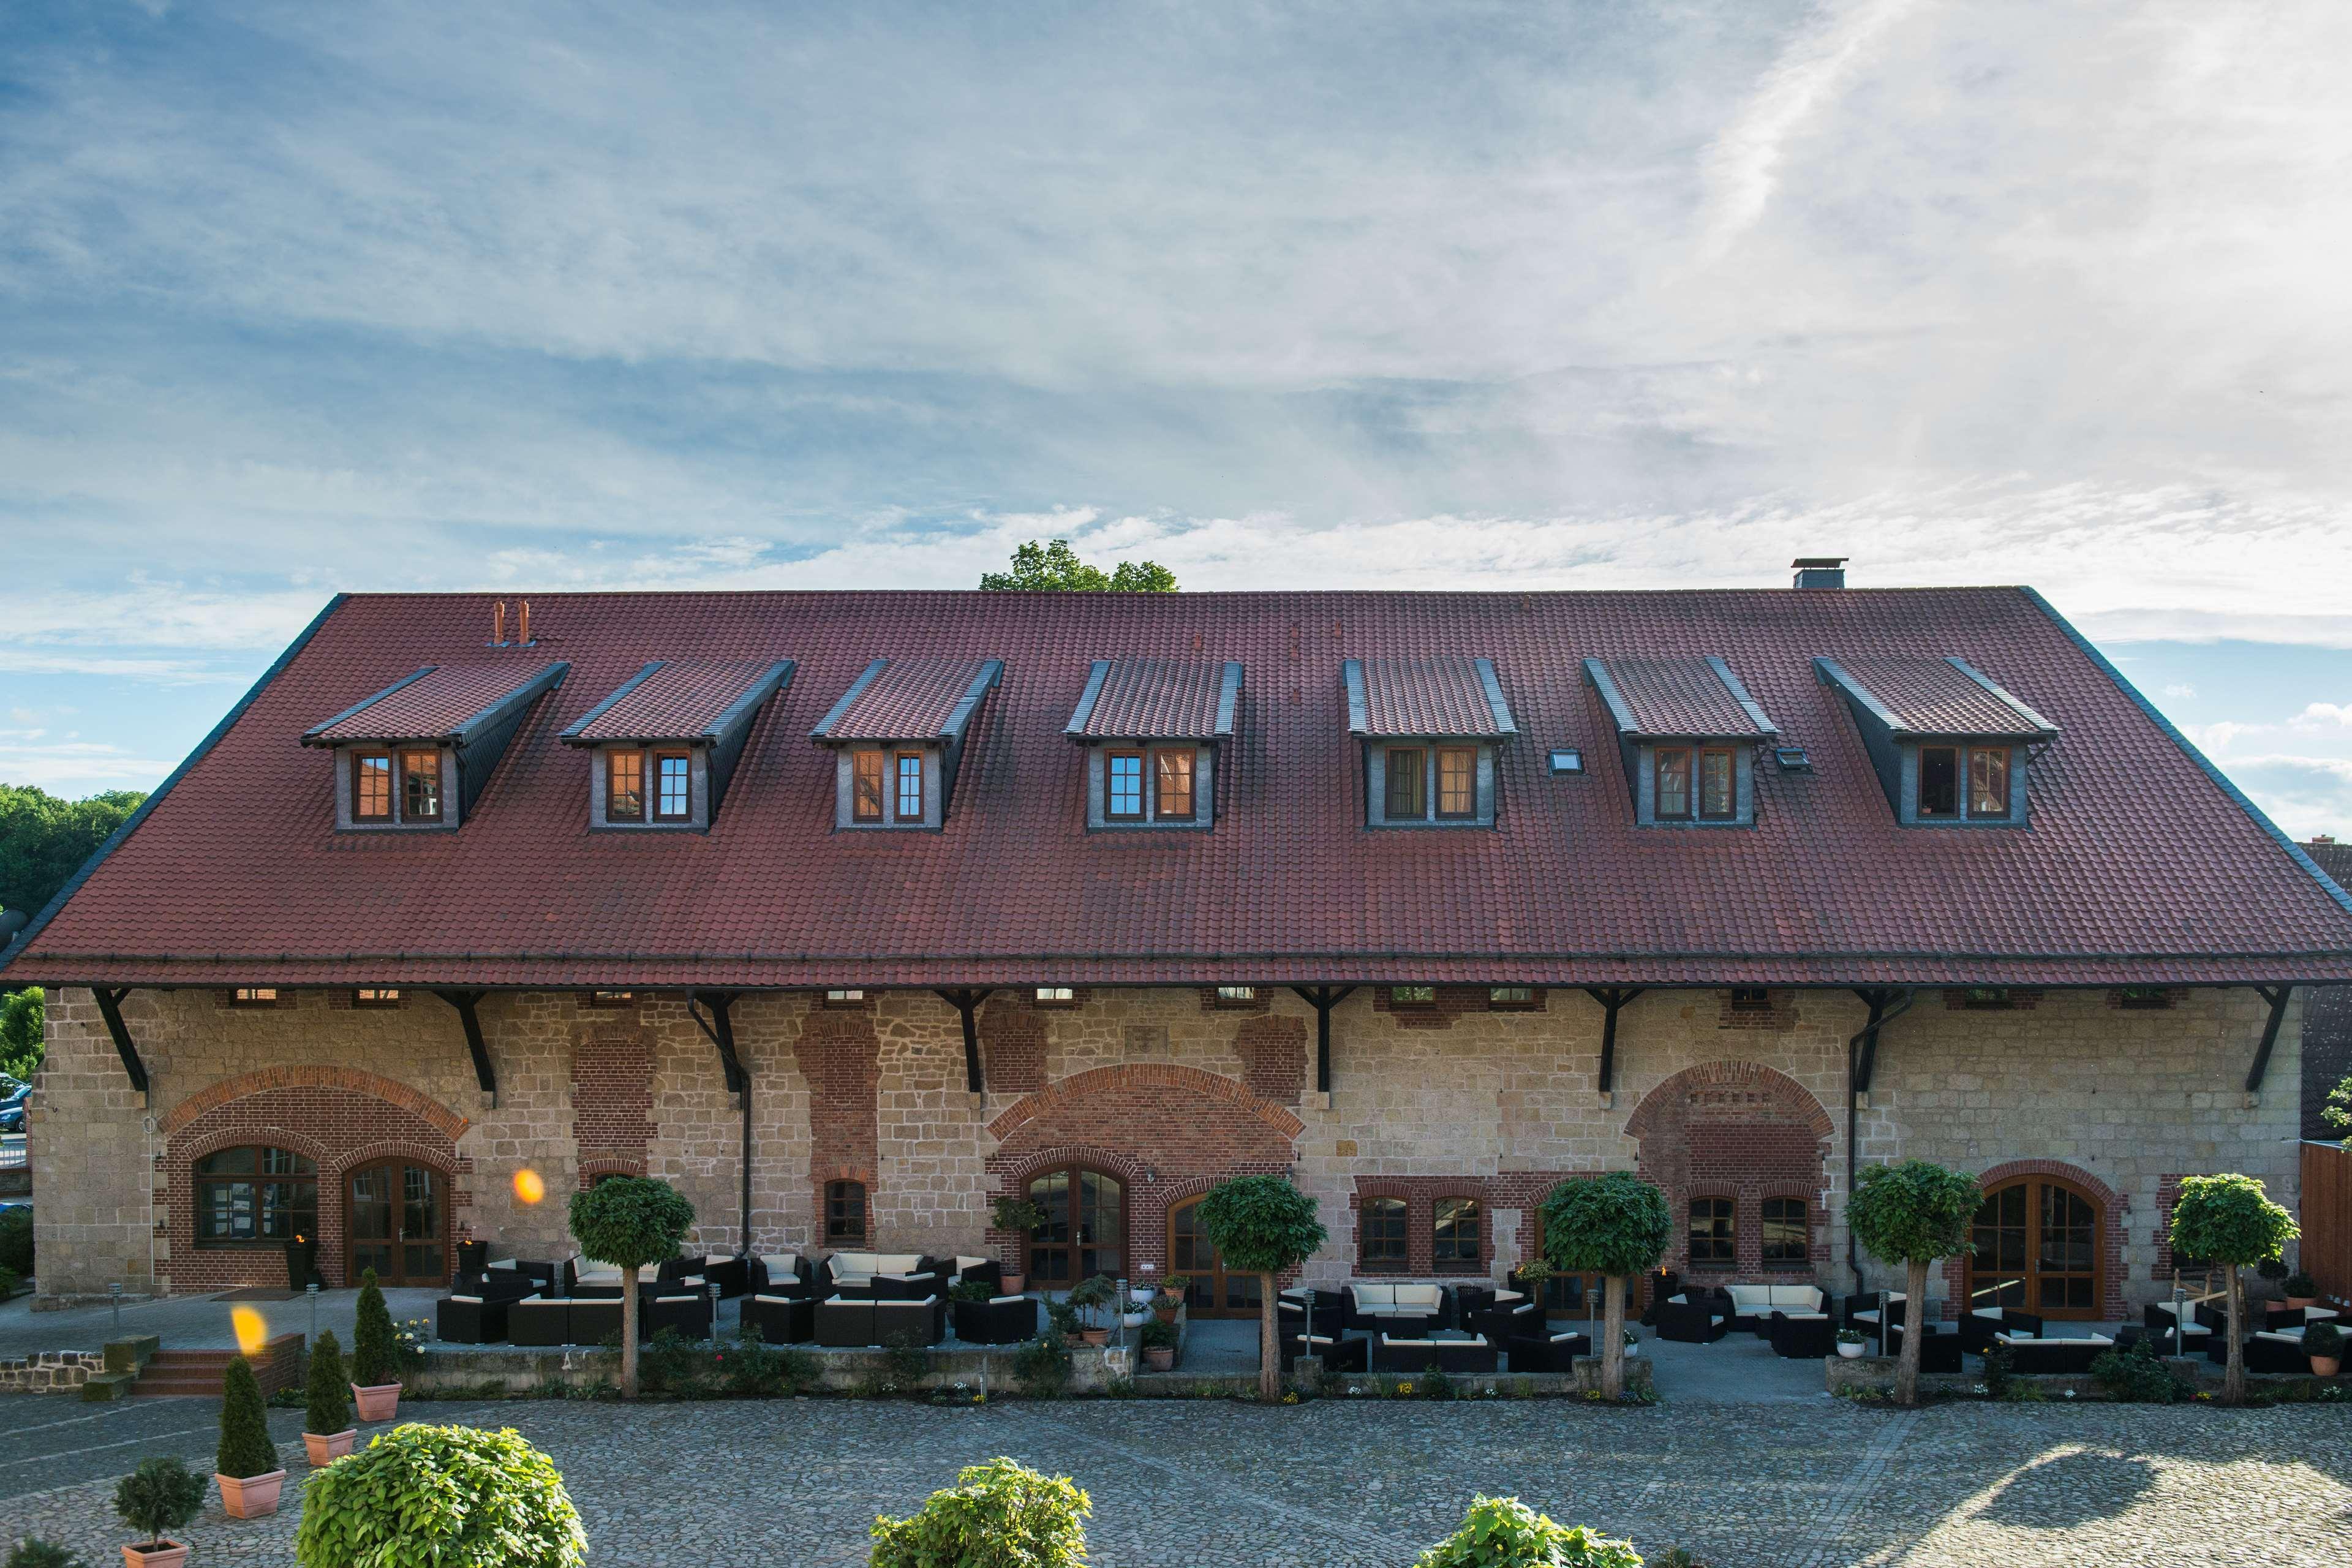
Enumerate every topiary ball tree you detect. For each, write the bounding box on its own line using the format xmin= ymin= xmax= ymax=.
xmin=1414 ymin=1496 xmax=1643 ymax=1568
xmin=306 ymin=1329 xmax=352 ymax=1436
xmin=351 ymin=1267 xmax=399 ymax=1389
xmin=2171 ymin=1172 xmax=2299 ymax=1404
xmin=568 ymin=1174 xmax=695 ymax=1399
xmin=1194 ymin=1175 xmax=1327 ymax=1401
xmin=217 ymin=1354 xmax=280 ymax=1480
xmin=1847 ymin=1159 xmax=1983 ymax=1407
xmin=115 ymin=1456 xmax=206 ymax=1554
xmin=870 ymin=1456 xmax=1090 ymax=1568
xmin=295 ymin=1423 xmax=584 ymax=1568
xmin=1539 ymin=1172 xmax=1672 ymax=1400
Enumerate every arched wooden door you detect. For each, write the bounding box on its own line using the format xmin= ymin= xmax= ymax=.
xmin=1967 ymin=1176 xmax=2103 ymax=1320
xmin=1023 ymin=1166 xmax=1125 ymax=1288
xmin=347 ymin=1160 xmax=448 ymax=1286
xmin=1168 ymin=1194 xmax=1262 ymax=1319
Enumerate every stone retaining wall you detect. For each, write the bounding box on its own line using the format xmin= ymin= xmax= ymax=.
xmin=0 ymin=1350 xmax=103 ymax=1391
xmin=404 ymin=1341 xmax=1136 ymax=1397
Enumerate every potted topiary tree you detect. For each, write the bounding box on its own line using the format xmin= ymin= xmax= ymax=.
xmin=567 ymin=1174 xmax=696 ymax=1400
xmin=1138 ymin=1318 xmax=1177 ymax=1372
xmin=303 ymin=1329 xmax=355 ymax=1464
xmin=1847 ymin=1159 xmax=1982 ymax=1408
xmin=2305 ymin=1319 xmax=2344 ymax=1378
xmin=2171 ymin=1172 xmax=2299 ymax=1404
xmin=294 ymin=1423 xmax=584 ymax=1568
xmin=870 ymin=1457 xmax=1089 ymax=1568
xmin=1194 ymin=1174 xmax=1328 ymax=1403
xmin=1151 ymin=1276 xmax=1189 ymax=1325
xmin=1063 ymin=1273 xmax=1117 ymax=1346
xmin=115 ymin=1456 xmax=206 ymax=1567
xmin=349 ymin=1267 xmax=404 ymax=1422
xmin=214 ymin=1354 xmax=286 ymax=1518
xmin=1537 ymin=1173 xmax=1671 ymax=1400
xmin=1412 ymin=1496 xmax=1642 ymax=1568
xmin=2283 ymin=1271 xmax=2321 ymax=1310
xmin=990 ymin=1197 xmax=1046 ymax=1294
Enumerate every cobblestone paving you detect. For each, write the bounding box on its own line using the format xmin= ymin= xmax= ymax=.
xmin=6 ymin=1393 xmax=2348 ymax=1566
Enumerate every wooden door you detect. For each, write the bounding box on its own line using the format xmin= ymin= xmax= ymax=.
xmin=1168 ymin=1194 xmax=1262 ymax=1318
xmin=1967 ymin=1177 xmax=2102 ymax=1320
xmin=1023 ymin=1166 xmax=1125 ymax=1288
xmin=347 ymin=1161 xmax=447 ymax=1286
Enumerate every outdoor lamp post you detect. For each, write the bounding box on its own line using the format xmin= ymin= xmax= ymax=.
xmin=110 ymin=1281 xmax=123 ymax=1336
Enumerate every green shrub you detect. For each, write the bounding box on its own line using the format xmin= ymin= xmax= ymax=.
xmin=2284 ymin=1272 xmax=2319 ymax=1298
xmin=1981 ymin=1341 xmax=2014 ymax=1401
xmin=0 ymin=1208 xmax=30 ymax=1278
xmin=115 ymin=1457 xmax=205 ymax=1550
xmin=870 ymin=1457 xmax=1089 ymax=1568
xmin=1044 ymin=1300 xmax=1084 ymax=1338
xmin=216 ymin=1355 xmax=279 ymax=1479
xmin=1414 ymin=1495 xmax=1643 ymax=1568
xmin=949 ymin=1278 xmax=995 ymax=1303
xmin=1014 ymin=1333 xmax=1073 ymax=1397
xmin=1137 ymin=1319 xmax=1177 ymax=1350
xmin=1418 ymin=1365 xmax=1458 ymax=1401
xmin=639 ymin=1329 xmax=715 ymax=1397
xmin=351 ymin=1268 xmax=398 ymax=1387
xmin=294 ymin=1423 xmax=585 ymax=1568
xmin=2302 ymin=1320 xmax=2343 ymax=1359
xmin=883 ymin=1339 xmax=930 ymax=1389
xmin=306 ymin=1329 xmax=352 ymax=1434
xmin=0 ymin=1266 xmax=21 ymax=1300
xmin=2257 ymin=1256 xmax=2290 ymax=1283
xmin=2090 ymin=1337 xmax=2193 ymax=1403
xmin=6 ymin=1539 xmax=86 ymax=1568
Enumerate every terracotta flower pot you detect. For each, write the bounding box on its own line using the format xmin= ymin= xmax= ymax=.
xmin=1080 ymin=1329 xmax=1109 ymax=1346
xmin=2286 ymin=1296 xmax=2319 ymax=1311
xmin=1000 ymin=1274 xmax=1025 ymax=1295
xmin=218 ymin=1468 xmax=287 ymax=1518
xmin=1144 ymin=1346 xmax=1175 ymax=1371
xmin=2312 ymin=1355 xmax=2343 ymax=1377
xmin=1153 ymin=1306 xmax=1179 ymax=1325
xmin=122 ymin=1542 xmax=189 ymax=1568
xmin=305 ymin=1428 xmax=356 ymax=1465
xmin=352 ymin=1382 xmax=402 ymax=1423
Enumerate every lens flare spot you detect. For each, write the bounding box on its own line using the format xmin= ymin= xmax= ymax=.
xmin=231 ymin=1305 xmax=269 ymax=1356
xmin=513 ymin=1168 xmax=546 ymax=1205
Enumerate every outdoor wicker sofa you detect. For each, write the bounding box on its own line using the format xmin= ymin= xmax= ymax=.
xmin=508 ymin=1296 xmax=627 ymax=1348
xmin=740 ymin=1293 xmax=816 ymax=1344
xmin=1887 ymin=1321 xmax=1964 ymax=1373
xmin=1960 ymin=1306 xmax=2045 ymax=1354
xmin=1282 ymin=1332 xmax=1368 ymax=1371
xmin=1996 ymin=1332 xmax=2110 ymax=1374
xmin=951 ymin=1294 xmax=1036 ymax=1345
xmin=1654 ymin=1294 xmax=1730 ymax=1343
xmin=1371 ymin=1332 xmax=1497 ymax=1374
xmin=1344 ymin=1281 xmax=1447 ymax=1336
xmin=1504 ymin=1329 xmax=1591 ymax=1373
xmin=1765 ymin=1309 xmax=1837 ymax=1359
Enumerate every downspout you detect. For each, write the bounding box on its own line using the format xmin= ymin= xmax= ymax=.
xmin=1844 ymin=988 xmax=1916 ymax=1295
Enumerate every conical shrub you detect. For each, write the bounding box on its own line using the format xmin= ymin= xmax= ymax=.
xmin=350 ymin=1268 xmax=398 ymax=1386
xmin=216 ymin=1355 xmax=279 ymax=1479
xmin=305 ymin=1330 xmax=351 ymax=1435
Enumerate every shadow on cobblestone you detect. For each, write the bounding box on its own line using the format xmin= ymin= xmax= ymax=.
xmin=1970 ymin=1448 xmax=2156 ymax=1528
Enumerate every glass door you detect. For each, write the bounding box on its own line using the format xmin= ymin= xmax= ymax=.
xmin=1169 ymin=1195 xmax=1262 ymax=1318
xmin=1968 ymin=1178 xmax=2102 ymax=1320
xmin=347 ymin=1161 xmax=446 ymax=1286
xmin=1024 ymin=1166 xmax=1125 ymax=1287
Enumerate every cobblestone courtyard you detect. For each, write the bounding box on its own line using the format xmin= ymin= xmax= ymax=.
xmin=6 ymin=1392 xmax=2348 ymax=1566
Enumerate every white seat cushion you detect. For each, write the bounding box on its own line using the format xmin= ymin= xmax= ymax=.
xmin=1852 ymin=1311 xmax=1881 ymax=1325
xmin=1549 ymin=1330 xmax=1583 ymax=1343
xmin=1777 ymin=1311 xmax=1828 ymax=1322
xmin=1971 ymin=1308 xmax=2004 ymax=1321
xmin=1725 ymin=1285 xmax=1774 ymax=1312
xmin=989 ymin=1294 xmax=1026 ymax=1305
xmin=2256 ymin=1328 xmax=2304 ymax=1345
xmin=654 ymin=1294 xmax=698 ymax=1305
xmin=1350 ymin=1283 xmax=1398 ymax=1309
xmin=760 ymin=1253 xmax=803 ymax=1276
xmin=752 ymin=1294 xmax=801 ymax=1305
xmin=1490 ymin=1289 xmax=1526 ymax=1306
xmin=1379 ymin=1334 xmax=1436 ymax=1348
xmin=447 ymin=1294 xmax=483 ymax=1304
xmin=1769 ymin=1286 xmax=1823 ymax=1310
xmin=2303 ymin=1306 xmax=2340 ymax=1322
xmin=1393 ymin=1284 xmax=1445 ymax=1311
xmin=829 ymin=1251 xmax=881 ymax=1275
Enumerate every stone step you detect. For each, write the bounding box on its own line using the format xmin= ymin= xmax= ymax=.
xmin=80 ymin=1370 xmax=138 ymax=1402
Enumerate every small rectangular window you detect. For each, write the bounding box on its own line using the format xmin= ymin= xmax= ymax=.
xmin=1361 ymin=1196 xmax=1409 ymax=1272
xmin=587 ymin=990 xmax=636 ymax=1008
xmin=894 ymin=752 xmax=924 ymax=822
xmin=654 ymin=752 xmax=691 ymax=820
xmin=606 ymin=750 xmax=645 ymax=822
xmin=852 ymin=751 xmax=886 ymax=823
xmin=353 ymin=987 xmax=401 ymax=1008
xmin=1654 ymin=748 xmax=1692 ymax=820
xmin=1967 ymin=746 xmax=2011 ymax=818
xmin=1214 ymin=986 xmax=1257 ymax=1003
xmin=2117 ymin=986 xmax=2173 ymax=1011
xmin=1762 ymin=1197 xmax=1809 ymax=1266
xmin=825 ymin=989 xmax=866 ymax=1006
xmin=1035 ymin=987 xmax=1076 ymax=1004
xmin=1698 ymin=747 xmax=1736 ymax=820
xmin=1688 ymin=1196 xmax=1735 ymax=1270
xmin=353 ymin=753 xmax=393 ymax=821
xmin=1154 ymin=750 xmax=1196 ymax=821
xmin=1729 ymin=987 xmax=1772 ymax=1012
xmin=231 ymin=987 xmax=279 ymax=1008
xmin=1488 ymin=986 xmax=1534 ymax=1007
xmin=1384 ymin=747 xmax=1427 ymax=819
xmin=1436 ymin=747 xmax=1476 ymax=818
xmin=1433 ymin=1197 xmax=1482 ymax=1266
xmin=1389 ymin=985 xmax=1436 ymax=1006
xmin=401 ymin=750 xmax=442 ymax=821
xmin=827 ymin=1179 xmax=869 ymax=1244
xmin=1918 ymin=745 xmax=1960 ymax=818
xmin=1106 ymin=752 xmax=1145 ymax=820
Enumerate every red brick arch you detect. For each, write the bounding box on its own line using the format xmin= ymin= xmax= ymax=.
xmin=1624 ymin=1061 xmax=1834 ymax=1281
xmin=987 ymin=1063 xmax=1305 ymax=1143
xmin=162 ymin=1065 xmax=470 ymax=1141
xmin=1941 ymin=1158 xmax=2127 ymax=1321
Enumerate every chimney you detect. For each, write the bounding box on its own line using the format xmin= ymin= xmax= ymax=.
xmin=2314 ymin=834 xmax=2337 ymax=845
xmin=491 ymin=600 xmax=507 ymax=646
xmin=517 ymin=600 xmax=532 ymax=645
xmin=1792 ymin=557 xmax=1848 ymax=589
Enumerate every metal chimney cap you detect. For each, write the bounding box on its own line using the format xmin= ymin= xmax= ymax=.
xmin=1791 ymin=557 xmax=1849 ymax=568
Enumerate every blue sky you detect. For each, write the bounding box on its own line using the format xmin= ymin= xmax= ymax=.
xmin=2 ymin=1 xmax=2348 ymax=837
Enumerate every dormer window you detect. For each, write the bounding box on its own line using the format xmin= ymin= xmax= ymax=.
xmin=895 ymin=752 xmax=925 ymax=821
xmin=1585 ymin=657 xmax=1776 ymax=829
xmin=563 ymin=658 xmax=794 ymax=834
xmin=1064 ymin=658 xmax=1238 ymax=832
xmin=1815 ymin=657 xmax=2055 ymax=828
xmin=354 ymin=753 xmax=393 ymax=821
xmin=813 ymin=658 xmax=1001 ymax=833
xmin=1344 ymin=657 xmax=1517 ymax=830
xmin=606 ymin=750 xmax=644 ymax=821
xmin=306 ymin=660 xmax=570 ymax=834
xmin=401 ymin=750 xmax=442 ymax=821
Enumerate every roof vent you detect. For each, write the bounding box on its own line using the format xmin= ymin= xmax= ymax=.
xmin=1792 ymin=557 xmax=1848 ymax=589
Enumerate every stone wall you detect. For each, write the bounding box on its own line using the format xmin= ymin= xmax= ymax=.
xmin=0 ymin=1350 xmax=103 ymax=1392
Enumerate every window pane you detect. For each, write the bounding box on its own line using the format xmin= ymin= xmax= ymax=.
xmin=1687 ymin=1197 xmax=1735 ymax=1268
xmin=655 ymin=753 xmax=690 ymax=818
xmin=1363 ymin=1197 xmax=1408 ymax=1269
xmin=1436 ymin=748 xmax=1476 ymax=817
xmin=198 ymin=1148 xmax=258 ymax=1175
xmin=1918 ymin=746 xmax=1959 ymax=817
xmin=1433 ymin=1197 xmax=1480 ymax=1265
xmin=402 ymin=750 xmax=440 ymax=820
xmin=1036 ymin=987 xmax=1074 ymax=1002
xmin=1107 ymin=753 xmax=1144 ymax=818
xmin=1215 ymin=986 xmax=1256 ymax=1001
xmin=895 ymin=754 xmax=923 ymax=820
xmin=1654 ymin=748 xmax=1691 ymax=818
xmin=1762 ymin=1198 xmax=1807 ymax=1265
xmin=827 ymin=1180 xmax=867 ymax=1242
xmin=1155 ymin=750 xmax=1195 ymax=821
xmin=1385 ymin=748 xmax=1426 ymax=818
xmin=1489 ymin=986 xmax=1532 ymax=1005
xmin=607 ymin=750 xmax=644 ymax=820
xmin=1699 ymin=749 xmax=1735 ymax=819
xmin=852 ymin=752 xmax=885 ymax=821
xmin=354 ymin=754 xmax=392 ymax=820
xmin=1390 ymin=986 xmax=1435 ymax=1005
xmin=1968 ymin=747 xmax=2010 ymax=818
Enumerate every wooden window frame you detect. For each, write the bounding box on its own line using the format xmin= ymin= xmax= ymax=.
xmin=1760 ymin=1196 xmax=1809 ymax=1268
xmin=1105 ymin=750 xmax=1147 ymax=821
xmin=892 ymin=751 xmax=924 ymax=823
xmin=1917 ymin=744 xmax=1962 ymax=819
xmin=352 ymin=752 xmax=394 ymax=822
xmin=652 ymin=750 xmax=692 ymax=821
xmin=851 ymin=750 xmax=886 ymax=823
xmin=1697 ymin=745 xmax=1737 ymax=821
xmin=826 ymin=1179 xmax=869 ymax=1245
xmin=1431 ymin=1196 xmax=1482 ymax=1268
xmin=352 ymin=987 xmax=402 ymax=1009
xmin=1653 ymin=747 xmax=1692 ymax=821
xmin=1966 ymin=745 xmax=2012 ymax=820
xmin=1434 ymin=746 xmax=1477 ymax=820
xmin=193 ymin=1144 xmax=319 ymax=1250
xmin=399 ymin=748 xmax=442 ymax=823
xmin=606 ymin=748 xmax=646 ymax=823
xmin=1153 ymin=748 xmax=1196 ymax=823
xmin=1359 ymin=1195 xmax=1410 ymax=1273
xmin=1687 ymin=1194 xmax=1735 ymax=1271
xmin=1384 ymin=746 xmax=1427 ymax=820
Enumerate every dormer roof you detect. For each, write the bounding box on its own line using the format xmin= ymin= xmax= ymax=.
xmin=1065 ymin=658 xmax=1242 ymax=741
xmin=1584 ymin=656 xmax=1776 ymax=741
xmin=810 ymin=657 xmax=1003 ymax=744
xmin=1343 ymin=657 xmax=1516 ymax=740
xmin=560 ymin=658 xmax=794 ymax=747
xmin=1815 ymin=656 xmax=2057 ymax=741
xmin=301 ymin=661 xmax=567 ymax=747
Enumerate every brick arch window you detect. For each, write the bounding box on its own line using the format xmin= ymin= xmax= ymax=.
xmin=1760 ymin=1196 xmax=1810 ymax=1267
xmin=1432 ymin=1196 xmax=1483 ymax=1268
xmin=1687 ymin=1196 xmax=1735 ymax=1272
xmin=1360 ymin=1196 xmax=1409 ymax=1273
xmin=826 ymin=1179 xmax=869 ymax=1246
xmin=194 ymin=1145 xmax=318 ymax=1249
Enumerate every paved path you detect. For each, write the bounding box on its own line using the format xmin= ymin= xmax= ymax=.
xmin=4 ymin=1392 xmax=2345 ymax=1566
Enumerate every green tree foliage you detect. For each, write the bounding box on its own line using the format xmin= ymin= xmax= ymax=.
xmin=1847 ymin=1159 xmax=1982 ymax=1407
xmin=870 ymin=1457 xmax=1090 ymax=1568
xmin=295 ymin=1423 xmax=585 ymax=1568
xmin=1539 ymin=1172 xmax=1672 ymax=1400
xmin=306 ymin=1330 xmax=352 ymax=1436
xmin=0 ymin=1208 xmax=31 ymax=1278
xmin=979 ymin=538 xmax=1177 ymax=593
xmin=216 ymin=1355 xmax=280 ymax=1479
xmin=114 ymin=1457 xmax=205 ymax=1551
xmin=1414 ymin=1496 xmax=1644 ymax=1568
xmin=2169 ymin=1172 xmax=2299 ymax=1403
xmin=351 ymin=1268 xmax=399 ymax=1388
xmin=0 ymin=785 xmax=146 ymax=918
xmin=0 ymin=987 xmax=40 ymax=1084
xmin=6 ymin=1539 xmax=86 ymax=1568
xmin=1194 ymin=1175 xmax=1327 ymax=1401
xmin=2324 ymin=1073 xmax=2350 ymax=1133
xmin=567 ymin=1175 xmax=695 ymax=1398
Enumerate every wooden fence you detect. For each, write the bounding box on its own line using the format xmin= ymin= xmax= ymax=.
xmin=2302 ymin=1140 xmax=2352 ymax=1302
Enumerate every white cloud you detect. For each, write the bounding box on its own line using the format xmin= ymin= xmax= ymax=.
xmin=0 ymin=736 xmax=179 ymax=792
xmin=2163 ymin=684 xmax=2197 ymax=698
xmin=2292 ymin=702 xmax=2352 ymax=728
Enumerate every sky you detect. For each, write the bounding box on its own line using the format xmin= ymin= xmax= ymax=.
xmin=2 ymin=1 xmax=2349 ymax=838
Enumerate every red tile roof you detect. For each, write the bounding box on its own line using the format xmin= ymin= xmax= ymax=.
xmin=1586 ymin=657 xmax=1776 ymax=739
xmin=9 ymin=587 xmax=2352 ymax=990
xmin=1066 ymin=659 xmax=1240 ymax=740
xmin=1821 ymin=656 xmax=2057 ymax=739
xmin=303 ymin=662 xmax=564 ymax=745
xmin=561 ymin=659 xmax=791 ymax=744
xmin=1346 ymin=657 xmax=1515 ymax=738
xmin=811 ymin=658 xmax=1001 ymax=742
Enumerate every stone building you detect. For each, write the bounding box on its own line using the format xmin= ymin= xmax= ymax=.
xmin=6 ymin=573 xmax=2349 ymax=1322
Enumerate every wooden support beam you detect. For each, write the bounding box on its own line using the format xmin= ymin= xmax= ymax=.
xmin=934 ymin=989 xmax=994 ymax=1094
xmin=2244 ymin=985 xmax=2293 ymax=1093
xmin=1581 ymin=987 xmax=1646 ymax=1094
xmin=1847 ymin=987 xmax=1917 ymax=1093
xmin=1289 ymin=986 xmax=1357 ymax=1094
xmin=431 ymin=990 xmax=498 ymax=1101
xmin=687 ymin=990 xmax=747 ymax=1097
xmin=90 ymin=986 xmax=149 ymax=1095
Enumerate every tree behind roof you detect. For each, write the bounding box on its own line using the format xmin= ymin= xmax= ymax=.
xmin=978 ymin=539 xmax=1177 ymax=592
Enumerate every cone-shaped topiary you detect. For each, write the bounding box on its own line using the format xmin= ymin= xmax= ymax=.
xmin=294 ymin=1423 xmax=585 ymax=1568
xmin=306 ymin=1330 xmax=352 ymax=1434
xmin=216 ymin=1355 xmax=279 ymax=1479
xmin=352 ymin=1268 xmax=398 ymax=1387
